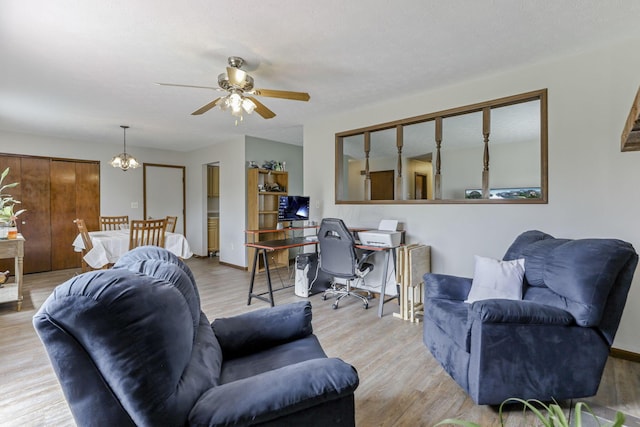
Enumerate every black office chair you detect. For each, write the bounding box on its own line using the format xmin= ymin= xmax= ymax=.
xmin=318 ymin=218 xmax=374 ymax=309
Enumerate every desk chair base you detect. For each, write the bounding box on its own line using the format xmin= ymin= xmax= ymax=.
xmin=322 ymin=279 xmax=372 ymax=310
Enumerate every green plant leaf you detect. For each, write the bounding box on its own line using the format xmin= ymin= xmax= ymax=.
xmin=611 ymin=411 xmax=626 ymax=427
xmin=548 ymin=403 xmax=568 ymax=427
xmin=500 ymin=398 xmax=553 ymax=427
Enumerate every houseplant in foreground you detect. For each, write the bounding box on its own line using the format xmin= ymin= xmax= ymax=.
xmin=0 ymin=167 xmax=26 ymax=239
xmin=435 ymin=398 xmax=625 ymax=427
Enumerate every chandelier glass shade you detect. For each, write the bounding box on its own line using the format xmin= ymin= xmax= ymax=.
xmin=110 ymin=125 xmax=140 ymax=171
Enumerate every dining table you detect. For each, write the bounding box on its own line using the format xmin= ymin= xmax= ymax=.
xmin=72 ymin=229 xmax=193 ymax=268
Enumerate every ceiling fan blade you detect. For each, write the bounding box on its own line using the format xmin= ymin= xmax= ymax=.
xmin=251 ymin=88 xmax=310 ymax=102
xmin=227 ymin=67 xmax=248 ymax=86
xmin=191 ymin=98 xmax=223 ymax=115
xmin=246 ymin=96 xmax=276 ymax=119
xmin=156 ymin=82 xmax=219 ymax=91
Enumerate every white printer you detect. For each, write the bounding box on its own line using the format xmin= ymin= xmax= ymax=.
xmin=357 ymin=219 xmax=402 ymax=247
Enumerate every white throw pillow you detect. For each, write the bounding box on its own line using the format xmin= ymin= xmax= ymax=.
xmin=465 ymin=255 xmax=525 ymax=304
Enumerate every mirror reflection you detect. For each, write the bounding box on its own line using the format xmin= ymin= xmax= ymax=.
xmin=335 ymin=89 xmax=547 ymax=204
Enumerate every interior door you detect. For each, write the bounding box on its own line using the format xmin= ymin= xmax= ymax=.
xmin=20 ymin=157 xmax=52 ymax=272
xmin=144 ymin=164 xmax=185 ymax=235
xmin=50 ymin=160 xmax=100 ymax=271
xmin=370 ymin=170 xmax=395 ymax=200
xmin=50 ymin=160 xmax=79 ymax=270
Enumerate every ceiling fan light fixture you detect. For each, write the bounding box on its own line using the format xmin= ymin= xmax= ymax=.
xmin=242 ymin=97 xmax=256 ymax=114
xmin=228 ymin=92 xmax=243 ymax=113
xmin=109 ymin=125 xmax=140 ymax=171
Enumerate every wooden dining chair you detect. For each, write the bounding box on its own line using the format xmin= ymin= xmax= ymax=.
xmin=129 ymin=219 xmax=166 ymax=250
xmin=165 ymin=216 xmax=178 ymax=233
xmin=74 ymin=219 xmax=108 ymax=272
xmin=100 ymin=215 xmax=129 ymax=231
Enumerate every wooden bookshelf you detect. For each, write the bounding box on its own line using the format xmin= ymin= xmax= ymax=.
xmin=246 ymin=168 xmax=288 ymax=271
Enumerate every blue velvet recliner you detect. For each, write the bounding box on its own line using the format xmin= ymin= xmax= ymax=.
xmin=423 ymin=230 xmax=638 ymax=405
xmin=33 ymin=246 xmax=359 ymax=426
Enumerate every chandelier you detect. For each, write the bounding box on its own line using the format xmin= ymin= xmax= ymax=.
xmin=219 ymin=90 xmax=256 ymax=125
xmin=109 ymin=125 xmax=140 ymax=171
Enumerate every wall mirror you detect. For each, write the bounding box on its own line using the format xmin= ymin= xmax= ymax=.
xmin=335 ymin=89 xmax=547 ymax=204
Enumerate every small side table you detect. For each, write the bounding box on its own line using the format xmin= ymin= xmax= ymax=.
xmin=0 ymin=235 xmax=25 ymax=311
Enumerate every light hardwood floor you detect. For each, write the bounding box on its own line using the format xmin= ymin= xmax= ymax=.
xmin=1 ymin=256 xmax=639 ymax=426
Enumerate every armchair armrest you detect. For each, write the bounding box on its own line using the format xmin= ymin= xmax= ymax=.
xmin=469 ymin=299 xmax=575 ymax=325
xmin=211 ymin=301 xmax=313 ymax=359
xmin=189 ymin=358 xmax=359 ymax=427
xmin=423 ymin=273 xmax=472 ymax=301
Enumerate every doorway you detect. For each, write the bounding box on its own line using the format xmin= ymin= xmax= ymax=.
xmin=370 ymin=170 xmax=395 ymax=200
xmin=206 ymin=162 xmax=220 ymax=257
xmin=415 ymin=173 xmax=428 ymax=199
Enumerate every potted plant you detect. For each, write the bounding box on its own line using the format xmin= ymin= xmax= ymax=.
xmin=435 ymin=398 xmax=625 ymax=427
xmin=0 ymin=167 xmax=26 ymax=239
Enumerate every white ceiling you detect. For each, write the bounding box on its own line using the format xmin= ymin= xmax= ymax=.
xmin=2 ymin=0 xmax=640 ymax=152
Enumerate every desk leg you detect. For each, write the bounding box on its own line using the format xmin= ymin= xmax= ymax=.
xmin=247 ymin=247 xmax=260 ymax=305
xmin=262 ymin=250 xmax=275 ymax=307
xmin=377 ymin=248 xmax=398 ymax=318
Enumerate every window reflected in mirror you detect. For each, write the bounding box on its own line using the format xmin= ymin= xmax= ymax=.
xmin=335 ymin=89 xmax=547 ymax=204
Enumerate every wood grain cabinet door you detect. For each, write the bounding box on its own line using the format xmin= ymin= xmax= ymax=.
xmin=50 ymin=160 xmax=100 ymax=271
xmin=19 ymin=157 xmax=52 ymax=273
xmin=0 ymin=155 xmax=99 ymax=273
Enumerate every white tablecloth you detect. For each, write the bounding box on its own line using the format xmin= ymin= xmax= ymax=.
xmin=72 ymin=230 xmax=193 ymax=268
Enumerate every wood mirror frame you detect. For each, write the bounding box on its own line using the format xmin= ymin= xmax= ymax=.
xmin=335 ymin=89 xmax=548 ymax=204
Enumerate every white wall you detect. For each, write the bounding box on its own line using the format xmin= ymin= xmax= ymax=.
xmin=184 ymin=136 xmax=246 ymax=267
xmin=304 ymin=37 xmax=640 ymax=353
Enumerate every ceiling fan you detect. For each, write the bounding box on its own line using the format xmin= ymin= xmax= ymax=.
xmin=157 ymin=56 xmax=310 ymax=123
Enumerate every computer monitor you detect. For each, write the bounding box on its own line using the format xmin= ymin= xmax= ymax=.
xmin=278 ymin=196 xmax=310 ymax=222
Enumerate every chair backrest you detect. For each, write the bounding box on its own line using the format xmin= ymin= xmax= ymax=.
xmin=165 ymin=216 xmax=178 ymax=233
xmin=318 ymin=218 xmax=358 ymax=279
xmin=503 ymin=230 xmax=638 ymax=345
xmin=74 ymin=218 xmax=93 ymax=251
xmin=74 ymin=218 xmax=95 ymax=272
xmin=129 ymin=219 xmax=166 ymax=250
xmin=100 ymin=215 xmax=129 ymax=231
xmin=33 ymin=247 xmax=221 ymax=426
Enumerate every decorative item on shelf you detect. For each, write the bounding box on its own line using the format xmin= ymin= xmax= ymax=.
xmin=110 ymin=125 xmax=140 ymax=171
xmin=261 ymin=160 xmax=275 ymax=170
xmin=0 ymin=167 xmax=26 ymax=239
xmin=265 ymin=182 xmax=284 ymax=192
xmin=248 ymin=160 xmax=258 ymax=168
xmin=0 ymin=270 xmax=9 ymax=287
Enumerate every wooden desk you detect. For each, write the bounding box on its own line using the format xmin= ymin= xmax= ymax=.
xmin=0 ymin=235 xmax=25 ymax=311
xmin=355 ymin=243 xmax=400 ymax=317
xmin=245 ymin=237 xmax=319 ymax=306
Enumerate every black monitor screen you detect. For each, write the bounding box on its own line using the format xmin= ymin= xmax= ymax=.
xmin=278 ymin=196 xmax=310 ymax=222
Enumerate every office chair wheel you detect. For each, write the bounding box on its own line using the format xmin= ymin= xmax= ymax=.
xmin=332 ymin=302 xmax=339 ymax=309
xmin=322 ymin=294 xmax=327 ymax=300
xmin=363 ymin=302 xmax=369 ymax=309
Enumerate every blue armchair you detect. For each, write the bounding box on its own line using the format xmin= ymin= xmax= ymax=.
xmin=33 ymin=246 xmax=359 ymax=426
xmin=423 ymin=230 xmax=638 ymax=405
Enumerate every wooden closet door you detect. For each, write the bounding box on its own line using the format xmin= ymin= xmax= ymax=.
xmin=76 ymin=162 xmax=100 ymax=232
xmin=20 ymin=158 xmax=52 ymax=273
xmin=50 ymin=160 xmax=79 ymax=270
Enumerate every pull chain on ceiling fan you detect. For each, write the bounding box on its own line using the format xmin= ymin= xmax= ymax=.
xmin=158 ymin=56 xmax=310 ymax=125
